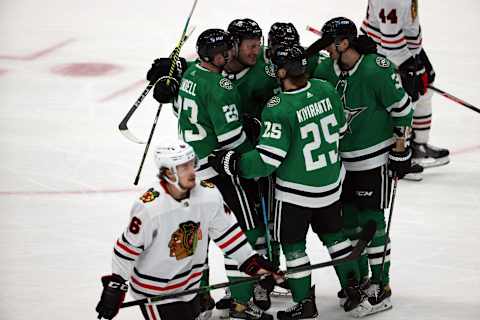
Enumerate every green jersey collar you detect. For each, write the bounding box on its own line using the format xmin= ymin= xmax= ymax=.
xmin=282 ymin=81 xmax=311 ymax=95
xmin=333 ymin=55 xmax=365 ymax=77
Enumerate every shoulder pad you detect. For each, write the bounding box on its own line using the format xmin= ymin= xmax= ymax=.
xmin=375 ymin=56 xmax=391 ymax=68
xmin=139 ymin=188 xmax=160 ymax=203
xmin=200 ymin=180 xmax=216 ymax=188
xmin=219 ymin=78 xmax=233 ymax=90
xmin=266 ymin=96 xmax=281 ymax=108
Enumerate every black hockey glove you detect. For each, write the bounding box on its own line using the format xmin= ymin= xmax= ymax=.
xmin=242 ymin=113 xmax=262 ymax=144
xmin=239 ymin=254 xmax=285 ymax=291
xmin=148 ymin=57 xmax=187 ymax=103
xmin=146 ymin=57 xmax=187 ymax=83
xmin=352 ymin=35 xmax=377 ymax=54
xmin=398 ymin=56 xmax=419 ymax=102
xmin=388 ymin=148 xmax=412 ymax=179
xmin=208 ymin=150 xmax=240 ymax=177
xmin=416 ymin=49 xmax=435 ymax=95
xmin=95 ymin=274 xmax=128 ymax=320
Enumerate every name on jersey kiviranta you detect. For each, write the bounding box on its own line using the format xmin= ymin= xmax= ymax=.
xmin=297 ymin=98 xmax=333 ymax=123
xmin=180 ymin=79 xmax=197 ymax=96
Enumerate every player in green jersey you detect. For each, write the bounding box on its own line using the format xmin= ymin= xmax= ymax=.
xmin=209 ymin=44 xmax=374 ymax=320
xmin=312 ymin=17 xmax=414 ymax=315
xmin=175 ymin=28 xmax=275 ymax=320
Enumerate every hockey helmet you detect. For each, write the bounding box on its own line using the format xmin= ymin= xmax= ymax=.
xmin=196 ymin=28 xmax=234 ymax=62
xmin=320 ymin=17 xmax=357 ymax=45
xmin=271 ymin=44 xmax=308 ymax=77
xmin=153 ymin=139 xmax=197 ymax=174
xmin=228 ymin=18 xmax=262 ymax=43
xmin=268 ymin=22 xmax=300 ymax=48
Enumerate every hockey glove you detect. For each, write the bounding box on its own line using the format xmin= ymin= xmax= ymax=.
xmin=388 ymin=148 xmax=412 ymax=179
xmin=239 ymin=254 xmax=285 ymax=291
xmin=153 ymin=76 xmax=180 ymax=103
xmin=208 ymin=150 xmax=240 ymax=177
xmin=95 ymin=274 xmax=128 ymax=320
xmin=242 ymin=113 xmax=262 ymax=145
xmin=418 ymin=49 xmax=436 ymax=84
xmin=146 ymin=57 xmax=187 ymax=83
xmin=398 ymin=56 xmax=419 ymax=102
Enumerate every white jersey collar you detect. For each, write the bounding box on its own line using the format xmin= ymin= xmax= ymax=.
xmin=282 ymin=81 xmax=312 ymax=95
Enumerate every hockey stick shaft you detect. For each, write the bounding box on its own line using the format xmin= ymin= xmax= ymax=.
xmin=133 ymin=103 xmax=162 ymax=185
xmin=428 ymin=85 xmax=480 ymax=114
xmin=118 ymin=1 xmax=198 ymax=144
xmin=260 ymin=196 xmax=273 ymax=261
xmin=120 ymin=221 xmax=376 ymax=308
xmin=380 ymin=176 xmax=398 ymax=283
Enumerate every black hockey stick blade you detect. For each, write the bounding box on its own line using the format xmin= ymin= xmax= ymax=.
xmin=120 ymin=222 xmax=376 ymax=308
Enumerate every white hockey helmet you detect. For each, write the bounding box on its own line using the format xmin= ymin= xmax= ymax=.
xmin=153 ymin=139 xmax=197 ymax=174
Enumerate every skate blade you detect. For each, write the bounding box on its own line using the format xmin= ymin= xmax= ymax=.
xmin=367 ymin=298 xmax=393 ymax=316
xmin=417 ymin=156 xmax=450 ymax=169
xmin=197 ymin=310 xmax=213 ymax=320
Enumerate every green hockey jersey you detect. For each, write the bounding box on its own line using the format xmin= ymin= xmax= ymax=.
xmin=176 ymin=63 xmax=251 ymax=179
xmin=239 ymin=79 xmax=347 ymax=208
xmin=313 ymin=54 xmax=413 ymax=171
xmin=222 ymin=48 xmax=279 ymax=119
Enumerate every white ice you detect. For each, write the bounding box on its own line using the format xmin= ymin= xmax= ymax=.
xmin=0 ymin=0 xmax=479 ymax=319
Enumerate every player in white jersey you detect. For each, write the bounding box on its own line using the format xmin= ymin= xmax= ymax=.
xmin=361 ymin=0 xmax=450 ymax=179
xmin=95 ymin=139 xmax=281 ymax=320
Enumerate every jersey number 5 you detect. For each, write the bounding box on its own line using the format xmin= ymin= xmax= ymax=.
xmin=301 ymin=114 xmax=339 ymax=171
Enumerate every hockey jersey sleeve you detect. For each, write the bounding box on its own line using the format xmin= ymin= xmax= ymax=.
xmin=311 ymin=55 xmax=337 ymax=85
xmin=111 ymin=200 xmax=152 ymax=281
xmin=361 ymin=0 xmax=421 ymax=67
xmin=209 ymin=193 xmax=256 ymax=265
xmin=374 ymin=57 xmax=414 ymax=127
xmin=239 ymin=97 xmax=291 ymax=179
xmin=207 ymin=78 xmax=252 ymax=154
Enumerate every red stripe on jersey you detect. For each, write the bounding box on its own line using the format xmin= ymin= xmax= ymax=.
xmin=116 ymin=240 xmax=140 ymax=256
xmin=362 ymin=20 xmax=406 ymax=44
xmin=381 ymin=36 xmax=406 ymax=45
xmin=413 ymin=120 xmax=431 ymax=125
xmin=218 ymin=230 xmax=244 ymax=249
xmin=131 ymin=271 xmax=202 ymax=292
xmin=148 ymin=305 xmax=157 ymax=320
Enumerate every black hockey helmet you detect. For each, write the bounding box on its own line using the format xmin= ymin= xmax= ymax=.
xmin=320 ymin=17 xmax=357 ymax=45
xmin=268 ymin=22 xmax=300 ymax=48
xmin=227 ymin=18 xmax=262 ymax=43
xmin=271 ymin=44 xmax=307 ymax=77
xmin=196 ymin=28 xmax=234 ymax=62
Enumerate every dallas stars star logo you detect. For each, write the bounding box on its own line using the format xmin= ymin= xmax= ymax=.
xmin=344 ymin=106 xmax=366 ymax=133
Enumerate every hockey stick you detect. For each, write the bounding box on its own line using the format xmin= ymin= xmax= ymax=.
xmin=260 ymin=196 xmax=273 ymax=261
xmin=379 ymin=176 xmax=398 ymax=283
xmin=428 ymin=85 xmax=480 ymax=114
xmin=120 ymin=220 xmax=376 ymax=308
xmin=118 ymin=0 xmax=199 ymax=144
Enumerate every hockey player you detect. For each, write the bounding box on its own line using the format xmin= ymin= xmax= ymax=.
xmin=94 ymin=139 xmax=281 ymax=320
xmin=312 ymin=17 xmax=414 ymax=315
xmin=209 ymin=44 xmax=373 ymax=319
xmin=361 ymin=0 xmax=450 ymax=177
xmin=175 ymin=28 xmax=274 ymax=320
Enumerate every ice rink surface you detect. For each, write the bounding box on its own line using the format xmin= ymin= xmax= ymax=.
xmin=0 ymin=0 xmax=479 ymax=319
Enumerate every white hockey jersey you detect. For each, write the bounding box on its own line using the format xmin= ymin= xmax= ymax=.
xmin=361 ymin=0 xmax=423 ymax=67
xmin=111 ymin=180 xmax=255 ymax=305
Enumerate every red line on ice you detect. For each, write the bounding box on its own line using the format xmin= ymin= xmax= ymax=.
xmin=0 ymin=39 xmax=75 ymax=61
xmin=98 ymin=79 xmax=146 ymax=102
xmin=0 ymin=188 xmax=142 ymax=196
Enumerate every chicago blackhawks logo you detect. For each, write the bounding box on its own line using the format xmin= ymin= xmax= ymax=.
xmin=139 ymin=188 xmax=160 ymax=203
xmin=168 ymin=221 xmax=202 ymax=260
xmin=219 ymin=78 xmax=233 ymax=90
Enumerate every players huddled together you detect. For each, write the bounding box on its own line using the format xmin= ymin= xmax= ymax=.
xmin=96 ymin=1 xmax=449 ymax=319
